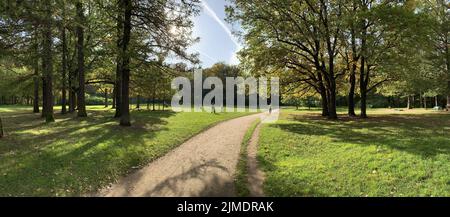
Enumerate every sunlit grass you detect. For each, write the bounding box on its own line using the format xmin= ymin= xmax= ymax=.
xmin=259 ymin=108 xmax=450 ymax=196
xmin=0 ymin=105 xmax=249 ymax=196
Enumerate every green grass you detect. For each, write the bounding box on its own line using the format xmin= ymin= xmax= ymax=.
xmin=235 ymin=119 xmax=260 ymax=197
xmin=258 ymin=108 xmax=450 ymax=196
xmin=0 ymin=105 xmax=249 ymax=196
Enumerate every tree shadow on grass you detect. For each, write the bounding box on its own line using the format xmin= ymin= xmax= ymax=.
xmin=0 ymin=108 xmax=177 ymax=196
xmin=276 ymin=113 xmax=450 ymax=158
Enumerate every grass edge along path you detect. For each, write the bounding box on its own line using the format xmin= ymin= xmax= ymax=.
xmin=235 ymin=119 xmax=261 ymax=197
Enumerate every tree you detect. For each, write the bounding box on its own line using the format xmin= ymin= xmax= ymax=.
xmin=60 ymin=1 xmax=68 ymax=114
xmin=42 ymin=0 xmax=55 ymax=123
xmin=228 ymin=0 xmax=351 ymax=119
xmin=115 ymin=0 xmax=200 ymax=126
xmin=76 ymin=1 xmax=87 ymax=117
xmin=119 ymin=0 xmax=132 ymax=126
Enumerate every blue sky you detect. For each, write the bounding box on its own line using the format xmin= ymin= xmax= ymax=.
xmin=187 ymin=0 xmax=242 ymax=68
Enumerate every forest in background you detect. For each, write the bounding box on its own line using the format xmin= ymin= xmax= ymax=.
xmin=0 ymin=0 xmax=449 ymax=126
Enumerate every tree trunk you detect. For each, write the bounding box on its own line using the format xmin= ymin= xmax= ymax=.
xmin=68 ymin=85 xmax=76 ymax=113
xmin=419 ymin=93 xmax=423 ymax=108
xmin=407 ymin=95 xmax=412 ymax=109
xmin=348 ymin=68 xmax=356 ymax=117
xmin=318 ymin=74 xmax=329 ymax=117
xmin=0 ymin=116 xmax=3 ymax=138
xmin=119 ymin=0 xmax=132 ymax=126
xmin=327 ymin=86 xmax=338 ymax=119
xmin=33 ymin=31 xmax=40 ymax=113
xmin=348 ymin=22 xmax=358 ymax=117
xmin=41 ymin=78 xmax=47 ymax=117
xmin=33 ymin=61 xmax=40 ymax=113
xmin=136 ymin=95 xmax=140 ymax=110
xmin=447 ymin=95 xmax=450 ymax=110
xmin=61 ymin=14 xmax=68 ymax=115
xmin=114 ymin=3 xmax=123 ymax=118
xmin=104 ymin=89 xmax=108 ymax=108
xmin=112 ymin=86 xmax=116 ymax=109
xmin=147 ymin=98 xmax=150 ymax=110
xmin=76 ymin=1 xmax=87 ymax=117
xmin=42 ymin=0 xmax=54 ymax=123
xmin=152 ymin=90 xmax=156 ymax=111
xmin=435 ymin=96 xmax=438 ymax=107
xmin=360 ymin=57 xmax=367 ymax=118
xmin=424 ymin=96 xmax=427 ymax=109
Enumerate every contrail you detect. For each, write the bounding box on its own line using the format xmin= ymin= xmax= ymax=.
xmin=201 ymin=0 xmax=240 ymax=49
xmin=195 ymin=49 xmax=217 ymax=63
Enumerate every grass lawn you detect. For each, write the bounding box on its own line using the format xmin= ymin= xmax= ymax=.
xmin=0 ymin=105 xmax=249 ymax=196
xmin=258 ymin=107 xmax=450 ymax=196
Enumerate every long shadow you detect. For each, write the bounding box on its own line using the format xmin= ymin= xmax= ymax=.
xmin=0 ymin=108 xmax=177 ymax=196
xmin=137 ymin=159 xmax=233 ymax=197
xmin=276 ymin=113 xmax=450 ymax=158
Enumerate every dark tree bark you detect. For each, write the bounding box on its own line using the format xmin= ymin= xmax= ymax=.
xmin=104 ymin=89 xmax=108 ymax=108
xmin=424 ymin=96 xmax=427 ymax=109
xmin=112 ymin=86 xmax=116 ymax=109
xmin=68 ymin=84 xmax=76 ymax=113
xmin=348 ymin=28 xmax=358 ymax=116
xmin=61 ymin=15 xmax=68 ymax=114
xmin=119 ymin=0 xmax=132 ymax=126
xmin=360 ymin=56 xmax=368 ymax=118
xmin=407 ymin=95 xmax=412 ymax=109
xmin=152 ymin=89 xmax=156 ymax=111
xmin=419 ymin=93 xmax=423 ymax=108
xmin=0 ymin=116 xmax=3 ymax=138
xmin=42 ymin=0 xmax=54 ymax=123
xmin=33 ymin=32 xmax=40 ymax=113
xmin=447 ymin=94 xmax=450 ymax=110
xmin=76 ymin=1 xmax=87 ymax=117
xmin=327 ymin=86 xmax=337 ymax=119
xmin=114 ymin=2 xmax=123 ymax=118
xmin=136 ymin=95 xmax=140 ymax=110
xmin=318 ymin=73 xmax=329 ymax=117
xmin=41 ymin=78 xmax=47 ymax=117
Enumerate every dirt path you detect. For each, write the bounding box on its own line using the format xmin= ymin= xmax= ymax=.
xmin=98 ymin=113 xmax=264 ymax=197
xmin=247 ymin=124 xmax=265 ymax=197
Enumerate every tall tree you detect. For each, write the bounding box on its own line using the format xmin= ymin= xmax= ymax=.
xmin=227 ymin=0 xmax=345 ymax=119
xmin=119 ymin=0 xmax=132 ymax=126
xmin=42 ymin=0 xmax=55 ymax=123
xmin=60 ymin=2 xmax=68 ymax=114
xmin=114 ymin=1 xmax=123 ymax=118
xmin=33 ymin=30 xmax=40 ymax=113
xmin=76 ymin=1 xmax=87 ymax=117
